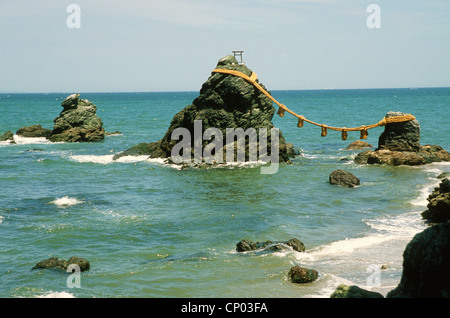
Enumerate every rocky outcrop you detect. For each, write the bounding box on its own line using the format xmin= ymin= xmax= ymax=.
xmin=114 ymin=55 xmax=298 ymax=164
xmin=330 ymin=284 xmax=384 ymax=298
xmin=32 ymin=256 xmax=90 ymax=272
xmin=355 ymin=145 xmax=450 ymax=166
xmin=16 ymin=124 xmax=52 ymax=138
xmin=49 ymin=93 xmax=105 ymax=142
xmin=236 ymin=238 xmax=305 ymax=253
xmin=329 ymin=169 xmax=360 ymax=188
xmin=0 ymin=130 xmax=14 ymax=141
xmin=421 ymin=178 xmax=450 ymax=223
xmin=378 ymin=111 xmax=421 ymax=152
xmin=354 ymin=111 xmax=450 ymax=166
xmin=288 ymin=265 xmax=319 ymax=284
xmin=387 ymin=222 xmax=450 ymax=298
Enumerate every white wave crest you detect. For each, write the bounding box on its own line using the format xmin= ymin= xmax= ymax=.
xmin=291 ymin=211 xmax=426 ymax=266
xmin=70 ymin=154 xmax=115 ymax=164
xmin=410 ymin=163 xmax=449 ymax=206
xmin=52 ymin=196 xmax=84 ymax=207
xmin=37 ymin=291 xmax=75 ymax=298
xmin=69 ymin=154 xmax=171 ymax=166
xmin=13 ymin=135 xmax=51 ymax=145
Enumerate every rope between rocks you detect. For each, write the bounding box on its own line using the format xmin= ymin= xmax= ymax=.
xmin=212 ymin=68 xmax=416 ymax=140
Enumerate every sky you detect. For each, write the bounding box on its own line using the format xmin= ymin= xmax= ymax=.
xmin=1 ymin=0 xmax=450 ymax=93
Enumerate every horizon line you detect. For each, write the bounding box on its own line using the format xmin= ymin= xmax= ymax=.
xmin=1 ymin=86 xmax=450 ymax=95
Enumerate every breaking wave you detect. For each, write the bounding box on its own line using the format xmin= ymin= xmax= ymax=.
xmin=51 ymin=196 xmax=84 ymax=207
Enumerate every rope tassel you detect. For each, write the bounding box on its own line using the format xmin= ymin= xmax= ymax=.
xmin=321 ymin=125 xmax=327 ymax=137
xmin=360 ymin=127 xmax=368 ymax=140
xmin=341 ymin=130 xmax=348 ymax=141
xmin=297 ymin=116 xmax=304 ymax=128
xmin=277 ymin=107 xmax=285 ymax=117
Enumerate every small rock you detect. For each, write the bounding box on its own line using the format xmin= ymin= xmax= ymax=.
xmin=345 ymin=140 xmax=373 ymax=150
xmin=16 ymin=125 xmax=52 ymax=138
xmin=284 ymin=238 xmax=305 ymax=252
xmin=67 ymin=256 xmax=90 ymax=272
xmin=0 ymin=130 xmax=14 ymax=141
xmin=106 ymin=131 xmax=122 ymax=136
xmin=288 ymin=265 xmax=318 ymax=284
xmin=32 ymin=256 xmax=90 ymax=272
xmin=330 ymin=284 xmax=384 ymax=298
xmin=32 ymin=257 xmax=68 ymax=271
xmin=236 ymin=240 xmax=258 ymax=252
xmin=236 ymin=238 xmax=305 ymax=253
xmin=329 ymin=169 xmax=360 ymax=188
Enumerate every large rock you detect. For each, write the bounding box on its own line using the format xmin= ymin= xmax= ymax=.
xmin=355 ymin=112 xmax=450 ymax=166
xmin=49 ymin=93 xmax=105 ymax=142
xmin=236 ymin=238 xmax=305 ymax=253
xmin=378 ymin=111 xmax=421 ymax=152
xmin=387 ymin=222 xmax=450 ymax=298
xmin=329 ymin=169 xmax=360 ymax=188
xmin=32 ymin=256 xmax=90 ymax=272
xmin=330 ymin=284 xmax=384 ymax=298
xmin=114 ymin=55 xmax=298 ymax=164
xmin=16 ymin=124 xmax=52 ymax=138
xmin=421 ymin=178 xmax=450 ymax=223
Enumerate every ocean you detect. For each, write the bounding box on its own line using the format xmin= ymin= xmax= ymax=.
xmin=0 ymin=88 xmax=449 ymax=298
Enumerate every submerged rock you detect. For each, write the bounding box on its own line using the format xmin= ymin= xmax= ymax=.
xmin=236 ymin=238 xmax=305 ymax=253
xmin=16 ymin=124 xmax=52 ymax=138
xmin=288 ymin=265 xmax=318 ymax=284
xmin=329 ymin=169 xmax=360 ymax=188
xmin=32 ymin=256 xmax=90 ymax=272
xmin=114 ymin=55 xmax=298 ymax=164
xmin=387 ymin=222 xmax=450 ymax=298
xmin=421 ymin=178 xmax=450 ymax=223
xmin=330 ymin=284 xmax=384 ymax=298
xmin=355 ymin=112 xmax=450 ymax=166
xmin=49 ymin=93 xmax=105 ymax=142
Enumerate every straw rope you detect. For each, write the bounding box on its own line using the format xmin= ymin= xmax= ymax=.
xmin=212 ymin=68 xmax=416 ymax=140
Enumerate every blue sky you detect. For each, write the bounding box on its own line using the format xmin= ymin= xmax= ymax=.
xmin=1 ymin=0 xmax=449 ymax=92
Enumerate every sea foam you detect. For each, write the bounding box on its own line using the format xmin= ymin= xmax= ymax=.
xmin=52 ymin=196 xmax=84 ymax=207
xmin=70 ymin=154 xmax=115 ymax=164
xmin=410 ymin=162 xmax=450 ymax=206
xmin=37 ymin=291 xmax=76 ymax=298
xmin=69 ymin=154 xmax=170 ymax=166
xmin=12 ymin=135 xmax=51 ymax=145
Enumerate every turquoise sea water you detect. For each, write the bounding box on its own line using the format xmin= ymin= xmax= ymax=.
xmin=0 ymin=88 xmax=449 ymax=298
